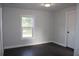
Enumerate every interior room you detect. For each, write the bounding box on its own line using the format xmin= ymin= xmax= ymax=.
xmin=0 ymin=3 xmax=79 ymax=56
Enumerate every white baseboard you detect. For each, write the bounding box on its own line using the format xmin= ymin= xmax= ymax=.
xmin=4 ymin=41 xmax=51 ymax=49
xmin=52 ymin=41 xmax=66 ymax=47
xmin=4 ymin=40 xmax=66 ymax=49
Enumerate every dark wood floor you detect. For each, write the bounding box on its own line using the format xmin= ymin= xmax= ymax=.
xmin=4 ymin=42 xmax=74 ymax=56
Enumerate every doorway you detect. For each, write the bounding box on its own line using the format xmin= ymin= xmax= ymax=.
xmin=65 ymin=9 xmax=76 ymax=49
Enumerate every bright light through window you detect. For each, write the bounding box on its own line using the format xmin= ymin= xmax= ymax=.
xmin=22 ymin=16 xmax=33 ymax=38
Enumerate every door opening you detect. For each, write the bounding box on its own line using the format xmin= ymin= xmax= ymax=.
xmin=65 ymin=9 xmax=76 ymax=49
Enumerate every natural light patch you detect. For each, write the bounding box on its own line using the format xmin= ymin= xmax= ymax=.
xmin=22 ymin=16 xmax=33 ymax=38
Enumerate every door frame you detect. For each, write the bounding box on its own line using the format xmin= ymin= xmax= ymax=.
xmin=65 ymin=11 xmax=68 ymax=48
xmin=65 ymin=10 xmax=76 ymax=49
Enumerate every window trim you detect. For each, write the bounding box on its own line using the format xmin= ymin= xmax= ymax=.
xmin=20 ymin=15 xmax=34 ymax=39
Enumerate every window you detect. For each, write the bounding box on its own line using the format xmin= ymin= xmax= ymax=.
xmin=21 ymin=16 xmax=33 ymax=38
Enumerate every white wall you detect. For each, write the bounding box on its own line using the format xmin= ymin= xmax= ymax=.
xmin=74 ymin=4 xmax=79 ymax=56
xmin=52 ymin=6 xmax=76 ymax=47
xmin=53 ymin=9 xmax=66 ymax=46
xmin=3 ymin=7 xmax=53 ymax=49
xmin=0 ymin=5 xmax=3 ymax=55
xmin=48 ymin=13 xmax=54 ymax=42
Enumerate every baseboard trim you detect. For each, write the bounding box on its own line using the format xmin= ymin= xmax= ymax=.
xmin=4 ymin=41 xmax=51 ymax=49
xmin=4 ymin=41 xmax=66 ymax=49
xmin=52 ymin=41 xmax=66 ymax=47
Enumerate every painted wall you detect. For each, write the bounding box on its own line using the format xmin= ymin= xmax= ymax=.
xmin=0 ymin=5 xmax=3 ymax=55
xmin=3 ymin=7 xmax=53 ymax=49
xmin=53 ymin=9 xmax=66 ymax=46
xmin=74 ymin=4 xmax=79 ymax=56
xmin=53 ymin=6 xmax=76 ymax=47
xmin=48 ymin=13 xmax=54 ymax=42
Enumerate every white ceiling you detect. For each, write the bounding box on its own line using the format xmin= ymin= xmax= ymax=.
xmin=2 ymin=3 xmax=76 ymax=11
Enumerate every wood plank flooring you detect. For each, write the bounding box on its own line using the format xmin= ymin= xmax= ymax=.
xmin=4 ymin=42 xmax=74 ymax=56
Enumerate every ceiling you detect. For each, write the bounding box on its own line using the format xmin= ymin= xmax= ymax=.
xmin=2 ymin=3 xmax=76 ymax=11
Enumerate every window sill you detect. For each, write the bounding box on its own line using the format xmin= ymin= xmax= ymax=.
xmin=22 ymin=37 xmax=32 ymax=40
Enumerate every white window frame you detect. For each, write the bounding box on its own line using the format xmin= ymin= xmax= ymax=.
xmin=21 ymin=15 xmax=34 ymax=39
